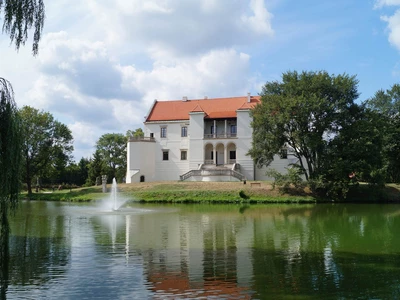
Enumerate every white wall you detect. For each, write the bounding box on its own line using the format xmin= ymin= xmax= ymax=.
xmin=189 ymin=112 xmax=205 ymax=170
xmin=145 ymin=121 xmax=190 ymax=181
xmin=236 ymin=109 xmax=254 ymax=180
xmin=126 ymin=140 xmax=156 ymax=183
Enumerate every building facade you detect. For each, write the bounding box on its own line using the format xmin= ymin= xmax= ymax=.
xmin=126 ymin=94 xmax=297 ymax=183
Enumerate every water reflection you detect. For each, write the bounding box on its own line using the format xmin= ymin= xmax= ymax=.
xmin=3 ymin=202 xmax=400 ymax=299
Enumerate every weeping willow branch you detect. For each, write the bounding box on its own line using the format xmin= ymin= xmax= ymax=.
xmin=0 ymin=0 xmax=45 ymax=55
xmin=0 ymin=78 xmax=22 ymax=237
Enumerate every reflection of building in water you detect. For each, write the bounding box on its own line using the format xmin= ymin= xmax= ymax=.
xmin=129 ymin=211 xmax=252 ymax=298
xmin=120 ymin=206 xmax=318 ymax=298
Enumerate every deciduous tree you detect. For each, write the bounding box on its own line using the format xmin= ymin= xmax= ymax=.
xmin=19 ymin=106 xmax=73 ymax=195
xmin=249 ymin=70 xmax=360 ymax=181
xmin=366 ymin=85 xmax=400 ymax=183
xmin=95 ymin=133 xmax=127 ymax=182
xmin=126 ymin=128 xmax=144 ymax=139
xmin=249 ymin=71 xmax=385 ymax=199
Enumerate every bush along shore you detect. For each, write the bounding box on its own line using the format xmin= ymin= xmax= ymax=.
xmin=21 ymin=181 xmax=400 ymax=203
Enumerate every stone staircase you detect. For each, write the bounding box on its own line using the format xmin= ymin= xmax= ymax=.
xmin=180 ymin=164 xmax=245 ymax=181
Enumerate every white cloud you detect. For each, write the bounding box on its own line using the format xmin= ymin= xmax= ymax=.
xmin=1 ymin=0 xmax=274 ymax=160
xmin=374 ymin=0 xmax=400 ymax=9
xmin=86 ymin=0 xmax=274 ymax=57
xmin=242 ymin=0 xmax=274 ymax=35
xmin=69 ymin=121 xmax=98 ymax=147
xmin=119 ymin=48 xmax=253 ymax=105
xmin=381 ymin=10 xmax=400 ymax=51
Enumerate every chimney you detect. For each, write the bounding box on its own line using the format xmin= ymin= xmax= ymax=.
xmin=247 ymin=92 xmax=251 ymax=103
xmin=182 ymin=96 xmax=188 ymax=102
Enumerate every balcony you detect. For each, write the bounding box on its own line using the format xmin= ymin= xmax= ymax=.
xmin=204 ymin=133 xmax=237 ymax=139
xmin=128 ymin=136 xmax=156 ymax=142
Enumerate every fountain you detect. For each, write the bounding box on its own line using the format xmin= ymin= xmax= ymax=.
xmin=109 ymin=178 xmax=125 ymax=211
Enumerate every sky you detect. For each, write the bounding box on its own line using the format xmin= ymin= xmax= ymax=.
xmin=1 ymin=0 xmax=400 ymax=161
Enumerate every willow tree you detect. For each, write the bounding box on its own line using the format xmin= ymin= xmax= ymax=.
xmin=0 ymin=78 xmax=21 ymax=227
xmin=1 ymin=0 xmax=45 ymax=55
xmin=1 ymin=1 xmax=45 ymax=293
xmin=0 ymin=0 xmax=45 ymax=218
xmin=0 ymin=79 xmax=22 ymax=295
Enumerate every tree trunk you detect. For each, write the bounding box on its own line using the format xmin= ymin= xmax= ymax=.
xmin=26 ymin=159 xmax=32 ymax=196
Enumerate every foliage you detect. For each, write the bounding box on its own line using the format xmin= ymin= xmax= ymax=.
xmin=95 ymin=133 xmax=127 ymax=182
xmin=239 ymin=190 xmax=250 ymax=200
xmin=249 ymin=70 xmax=387 ymax=200
xmin=0 ymin=0 xmax=45 ymax=55
xmin=366 ymin=85 xmax=400 ymax=183
xmin=266 ymin=167 xmax=306 ymax=194
xmin=0 ymin=78 xmax=22 ymax=234
xmin=86 ymin=150 xmax=105 ymax=186
xmin=126 ymin=128 xmax=144 ymax=139
xmin=249 ymin=70 xmax=360 ymax=182
xmin=19 ymin=106 xmax=73 ymax=195
xmin=1 ymin=1 xmax=46 ymax=289
xmin=41 ymin=157 xmax=90 ymax=187
xmin=310 ymin=105 xmax=386 ymax=199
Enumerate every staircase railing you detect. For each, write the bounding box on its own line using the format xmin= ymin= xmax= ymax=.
xmin=180 ymin=169 xmax=245 ymax=181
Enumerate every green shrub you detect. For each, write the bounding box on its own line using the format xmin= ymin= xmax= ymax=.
xmin=239 ymin=190 xmax=250 ymax=200
xmin=266 ymin=167 xmax=306 ymax=194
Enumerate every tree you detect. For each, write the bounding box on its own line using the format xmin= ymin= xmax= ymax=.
xmin=365 ymin=84 xmax=400 ymax=117
xmin=248 ymin=71 xmax=385 ymax=199
xmin=19 ymin=106 xmax=73 ymax=195
xmin=1 ymin=1 xmax=46 ymax=292
xmin=95 ymin=133 xmax=127 ymax=182
xmin=126 ymin=128 xmax=144 ymax=139
xmin=0 ymin=0 xmax=45 ymax=55
xmin=318 ymin=106 xmax=385 ymax=198
xmin=0 ymin=79 xmax=21 ymax=242
xmin=86 ymin=150 xmax=105 ymax=186
xmin=249 ymin=70 xmax=360 ymax=181
xmin=76 ymin=157 xmax=90 ymax=186
xmin=366 ymin=85 xmax=400 ymax=183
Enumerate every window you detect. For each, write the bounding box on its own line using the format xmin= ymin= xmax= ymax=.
xmin=211 ymin=151 xmax=214 ymax=160
xmin=181 ymin=150 xmax=187 ymax=160
xmin=229 ymin=151 xmax=236 ymax=160
xmin=211 ymin=125 xmax=215 ymax=134
xmin=160 ymin=127 xmax=167 ymax=138
xmin=181 ymin=126 xmax=187 ymax=137
xmin=162 ymin=150 xmax=169 ymax=161
xmin=230 ymin=125 xmax=237 ymax=135
xmin=150 ymin=133 xmax=154 ymax=138
xmin=280 ymin=148 xmax=288 ymax=159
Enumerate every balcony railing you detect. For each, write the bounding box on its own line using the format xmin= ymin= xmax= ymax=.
xmin=128 ymin=136 xmax=155 ymax=142
xmin=204 ymin=133 xmax=237 ymax=139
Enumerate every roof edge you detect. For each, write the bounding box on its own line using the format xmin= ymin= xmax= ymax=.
xmin=144 ymin=99 xmax=158 ymax=122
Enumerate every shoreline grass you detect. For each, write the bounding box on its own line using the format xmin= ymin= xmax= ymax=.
xmin=21 ymin=181 xmax=400 ymax=203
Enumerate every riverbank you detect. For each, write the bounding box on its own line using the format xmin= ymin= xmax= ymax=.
xmin=23 ymin=181 xmax=400 ymax=203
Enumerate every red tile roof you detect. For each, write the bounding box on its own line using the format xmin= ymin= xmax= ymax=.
xmin=146 ymin=95 xmax=261 ymax=122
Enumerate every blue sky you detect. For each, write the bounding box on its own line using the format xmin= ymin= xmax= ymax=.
xmin=0 ymin=0 xmax=399 ymax=160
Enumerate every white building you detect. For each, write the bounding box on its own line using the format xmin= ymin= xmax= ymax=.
xmin=126 ymin=94 xmax=297 ymax=183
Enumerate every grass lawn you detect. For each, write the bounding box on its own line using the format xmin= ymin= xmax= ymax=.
xmin=23 ymin=181 xmax=400 ymax=203
xmin=23 ymin=181 xmax=316 ymax=203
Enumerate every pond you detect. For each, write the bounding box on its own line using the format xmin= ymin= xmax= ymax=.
xmin=2 ymin=201 xmax=400 ymax=299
